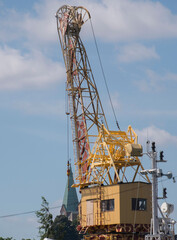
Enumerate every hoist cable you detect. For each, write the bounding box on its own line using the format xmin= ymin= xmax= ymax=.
xmin=67 ymin=113 xmax=70 ymax=162
xmin=90 ymin=19 xmax=121 ymax=130
xmin=65 ymin=83 xmax=70 ymax=163
xmin=67 ymin=110 xmax=70 ymax=191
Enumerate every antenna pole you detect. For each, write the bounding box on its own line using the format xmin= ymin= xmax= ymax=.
xmin=151 ymin=142 xmax=158 ymax=235
xmin=142 ymin=141 xmax=176 ymax=240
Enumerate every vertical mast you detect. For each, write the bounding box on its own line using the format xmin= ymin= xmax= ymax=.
xmin=56 ymin=5 xmax=108 ymax=184
xmin=151 ymin=145 xmax=158 ymax=235
xmin=141 ymin=142 xmax=176 ymax=240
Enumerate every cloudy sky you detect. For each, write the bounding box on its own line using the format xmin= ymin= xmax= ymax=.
xmin=0 ymin=0 xmax=177 ymax=239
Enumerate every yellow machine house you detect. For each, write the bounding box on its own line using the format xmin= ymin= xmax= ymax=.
xmin=80 ymin=182 xmax=151 ymax=233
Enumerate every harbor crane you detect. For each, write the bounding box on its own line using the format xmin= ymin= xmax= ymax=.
xmin=56 ymin=5 xmax=149 ymax=189
xmin=56 ymin=5 xmax=155 ymax=240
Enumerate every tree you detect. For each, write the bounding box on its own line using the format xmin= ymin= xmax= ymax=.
xmin=21 ymin=239 xmax=35 ymax=240
xmin=36 ymin=197 xmax=81 ymax=240
xmin=48 ymin=215 xmax=80 ymax=240
xmin=35 ymin=196 xmax=53 ymax=240
xmin=0 ymin=238 xmax=13 ymax=240
xmin=0 ymin=238 xmax=34 ymax=240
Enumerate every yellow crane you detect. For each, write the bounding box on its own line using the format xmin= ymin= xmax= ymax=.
xmin=56 ymin=5 xmax=151 ymax=240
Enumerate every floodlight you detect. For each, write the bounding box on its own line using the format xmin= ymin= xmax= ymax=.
xmin=140 ymin=170 xmax=148 ymax=175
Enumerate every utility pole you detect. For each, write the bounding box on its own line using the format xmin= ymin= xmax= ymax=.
xmin=151 ymin=143 xmax=158 ymax=235
xmin=141 ymin=142 xmax=176 ymax=240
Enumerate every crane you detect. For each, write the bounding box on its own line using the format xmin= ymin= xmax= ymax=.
xmin=56 ymin=4 xmax=149 ymax=188
xmin=56 ymin=5 xmax=151 ymax=240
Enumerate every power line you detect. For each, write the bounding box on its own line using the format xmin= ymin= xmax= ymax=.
xmin=0 ymin=210 xmax=37 ymax=219
xmin=1 ymin=175 xmax=176 ymax=219
xmin=0 ymin=206 xmax=61 ymax=219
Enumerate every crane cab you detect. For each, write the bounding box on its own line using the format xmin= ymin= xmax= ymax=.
xmin=79 ymin=182 xmax=151 ymax=237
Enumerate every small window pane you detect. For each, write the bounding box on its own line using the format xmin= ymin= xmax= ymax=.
xmin=109 ymin=199 xmax=114 ymax=211
xmin=132 ymin=198 xmax=147 ymax=211
xmin=101 ymin=199 xmax=114 ymax=212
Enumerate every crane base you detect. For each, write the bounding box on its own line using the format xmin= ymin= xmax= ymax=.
xmin=84 ymin=233 xmax=147 ymax=240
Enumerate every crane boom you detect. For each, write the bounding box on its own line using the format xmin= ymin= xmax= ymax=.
xmin=56 ymin=5 xmax=150 ymax=188
xmin=56 ymin=5 xmax=108 ymax=184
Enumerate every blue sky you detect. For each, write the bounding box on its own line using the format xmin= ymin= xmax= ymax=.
xmin=0 ymin=0 xmax=177 ymax=239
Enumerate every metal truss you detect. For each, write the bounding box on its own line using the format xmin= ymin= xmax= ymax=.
xmin=56 ymin=5 xmax=150 ymax=187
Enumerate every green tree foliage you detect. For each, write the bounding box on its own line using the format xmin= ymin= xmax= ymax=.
xmin=48 ymin=215 xmax=81 ymax=240
xmin=35 ymin=196 xmax=53 ymax=240
xmin=0 ymin=238 xmax=13 ymax=240
xmin=0 ymin=238 xmax=34 ymax=240
xmin=36 ymin=196 xmax=81 ymax=240
xmin=21 ymin=239 xmax=34 ymax=240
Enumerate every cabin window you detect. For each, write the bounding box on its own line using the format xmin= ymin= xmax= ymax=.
xmin=132 ymin=198 xmax=147 ymax=211
xmin=101 ymin=199 xmax=114 ymax=212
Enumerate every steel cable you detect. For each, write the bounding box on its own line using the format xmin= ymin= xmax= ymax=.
xmin=90 ymin=19 xmax=120 ymax=130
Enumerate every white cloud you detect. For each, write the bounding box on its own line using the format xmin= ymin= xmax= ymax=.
xmin=0 ymin=46 xmax=65 ymax=90
xmin=102 ymin=91 xmax=121 ymax=119
xmin=2 ymin=0 xmax=177 ymax=45
xmin=87 ymin=0 xmax=177 ymax=42
xmin=21 ymin=0 xmax=60 ymax=45
xmin=147 ymin=70 xmax=177 ymax=83
xmin=134 ymin=69 xmax=177 ymax=92
xmin=110 ymin=92 xmax=121 ymax=111
xmin=0 ymin=0 xmax=67 ymax=46
xmin=11 ymin=100 xmax=65 ymax=116
xmin=117 ymin=43 xmax=159 ymax=62
xmin=0 ymin=1 xmax=55 ymax=44
xmin=134 ymin=79 xmax=151 ymax=92
xmin=140 ymin=110 xmax=177 ymax=118
xmin=136 ymin=126 xmax=177 ymax=147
